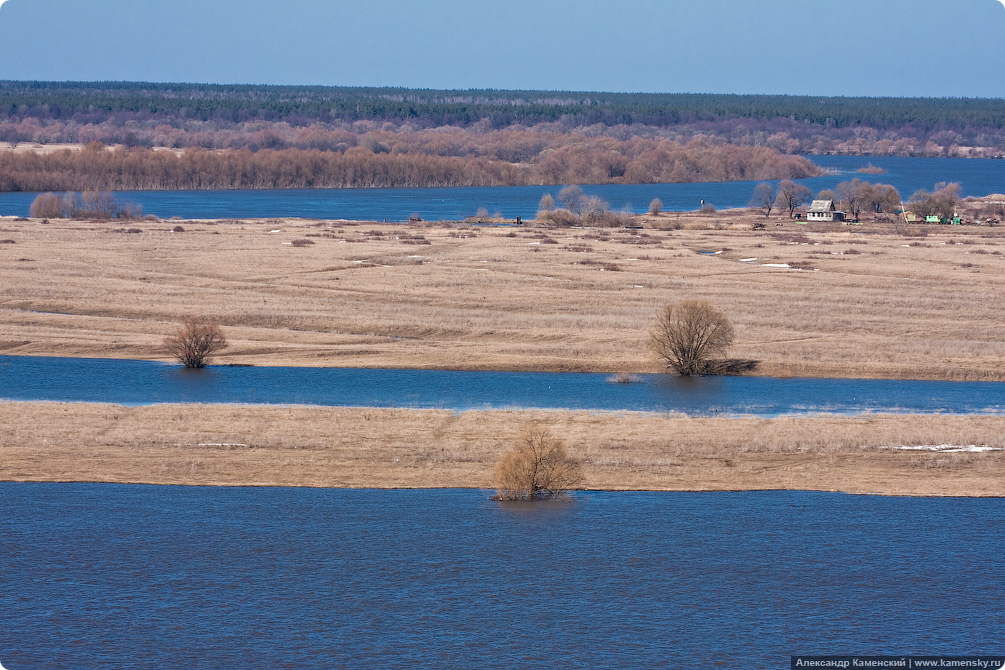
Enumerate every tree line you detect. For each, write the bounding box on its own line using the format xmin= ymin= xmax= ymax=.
xmin=4 ymin=81 xmax=1004 ymax=132
xmin=3 ymin=82 xmax=1005 ymax=156
xmin=0 ymin=139 xmax=817 ymax=191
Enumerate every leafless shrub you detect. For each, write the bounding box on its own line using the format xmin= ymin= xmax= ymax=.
xmin=164 ymin=317 xmax=228 ymax=368
xmin=172 ymin=225 xmax=186 ymax=233
xmin=29 ymin=192 xmax=63 ymax=219
xmin=115 ymin=202 xmax=144 ymax=220
xmin=491 ymin=425 xmax=583 ymax=501
xmin=700 ymin=203 xmax=716 ymax=214
xmin=565 ymin=244 xmax=593 ymax=252
xmin=648 ymin=198 xmax=663 ymax=215
xmin=608 ymin=372 xmax=642 ymax=384
xmin=538 ymin=208 xmax=580 ymax=227
xmin=601 ymin=263 xmax=622 ymax=272
xmin=0 ymin=239 xmax=15 ymax=244
xmin=291 ymin=238 xmax=315 ymax=247
xmin=650 ymin=300 xmax=735 ymax=376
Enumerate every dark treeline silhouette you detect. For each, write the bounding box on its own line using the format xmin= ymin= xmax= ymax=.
xmin=0 ymin=139 xmax=817 ymax=191
xmin=2 ymin=81 xmax=1005 ymax=157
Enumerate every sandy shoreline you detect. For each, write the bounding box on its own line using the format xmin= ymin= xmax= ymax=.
xmin=2 ymin=402 xmax=1002 ymax=497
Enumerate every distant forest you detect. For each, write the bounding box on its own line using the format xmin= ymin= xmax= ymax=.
xmin=1 ymin=82 xmax=1003 ymax=190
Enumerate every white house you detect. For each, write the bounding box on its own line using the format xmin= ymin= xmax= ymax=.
xmin=806 ymin=200 xmax=845 ymax=222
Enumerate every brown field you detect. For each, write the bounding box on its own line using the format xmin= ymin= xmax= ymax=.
xmin=1 ymin=402 xmax=1002 ymax=496
xmin=1 ymin=211 xmax=1004 ymax=380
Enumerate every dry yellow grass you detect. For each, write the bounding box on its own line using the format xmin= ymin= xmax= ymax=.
xmin=1 ymin=402 xmax=1001 ymax=496
xmin=2 ymin=212 xmax=1004 ymax=380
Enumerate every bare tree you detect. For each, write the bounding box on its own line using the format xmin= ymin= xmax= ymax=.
xmin=164 ymin=317 xmax=228 ymax=368
xmin=907 ymin=183 xmax=960 ymax=220
xmin=775 ymin=180 xmax=812 ymax=218
xmin=836 ymin=178 xmax=872 ymax=220
xmin=650 ymin=300 xmax=735 ymax=376
xmin=492 ymin=425 xmax=583 ymax=501
xmin=558 ymin=185 xmax=584 ymax=215
xmin=865 ymin=183 xmax=902 ymax=214
xmin=648 ymin=198 xmax=663 ymax=215
xmin=749 ymin=183 xmax=775 ymax=217
xmin=538 ymin=193 xmax=555 ymax=212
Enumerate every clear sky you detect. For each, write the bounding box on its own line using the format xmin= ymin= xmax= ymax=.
xmin=1 ymin=0 xmax=1003 ymax=97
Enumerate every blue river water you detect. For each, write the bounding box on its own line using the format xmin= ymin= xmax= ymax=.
xmin=0 ymin=155 xmax=1002 ymax=221
xmin=0 ymin=485 xmax=1001 ymax=669
xmin=2 ymin=355 xmax=1004 ymax=416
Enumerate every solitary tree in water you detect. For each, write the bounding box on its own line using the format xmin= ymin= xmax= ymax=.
xmin=165 ymin=317 xmax=228 ymax=368
xmin=492 ymin=426 xmax=583 ymax=501
xmin=650 ymin=300 xmax=734 ymax=376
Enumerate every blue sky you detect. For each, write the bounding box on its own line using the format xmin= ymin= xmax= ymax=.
xmin=1 ymin=0 xmax=1003 ymax=97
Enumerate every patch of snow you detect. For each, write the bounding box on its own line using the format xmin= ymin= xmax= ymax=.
xmin=885 ymin=444 xmax=1001 ymax=453
xmin=762 ymin=263 xmax=790 ymax=268
xmin=633 ymin=285 xmax=644 ymax=288
xmin=269 ymin=229 xmax=281 ymax=233
xmin=739 ymin=258 xmax=757 ymax=262
xmin=527 ymin=242 xmax=540 ymax=245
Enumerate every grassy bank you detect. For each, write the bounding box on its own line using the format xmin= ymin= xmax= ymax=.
xmin=1 ymin=402 xmax=1001 ymax=496
xmin=1 ymin=213 xmax=1004 ymax=380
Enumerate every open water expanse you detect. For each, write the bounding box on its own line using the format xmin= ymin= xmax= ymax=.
xmin=2 ymin=355 xmax=1005 ymax=416
xmin=0 ymin=484 xmax=1001 ymax=669
xmin=0 ymin=155 xmax=1003 ymax=221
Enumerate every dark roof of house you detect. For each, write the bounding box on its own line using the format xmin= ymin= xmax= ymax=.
xmin=808 ymin=200 xmax=836 ymax=212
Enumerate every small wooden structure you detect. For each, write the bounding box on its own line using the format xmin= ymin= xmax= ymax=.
xmin=806 ymin=200 xmax=845 ymax=222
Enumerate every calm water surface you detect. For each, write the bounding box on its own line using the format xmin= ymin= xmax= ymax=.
xmin=0 ymin=155 xmax=1001 ymax=220
xmin=2 ymin=355 xmax=1005 ymax=416
xmin=0 ymin=485 xmax=1001 ymax=669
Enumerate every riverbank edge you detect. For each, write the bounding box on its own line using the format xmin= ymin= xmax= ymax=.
xmin=4 ymin=480 xmax=1001 ymax=499
xmin=2 ymin=402 xmax=1001 ymax=497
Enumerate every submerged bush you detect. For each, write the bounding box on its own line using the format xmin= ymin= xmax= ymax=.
xmin=492 ymin=425 xmax=583 ymax=501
